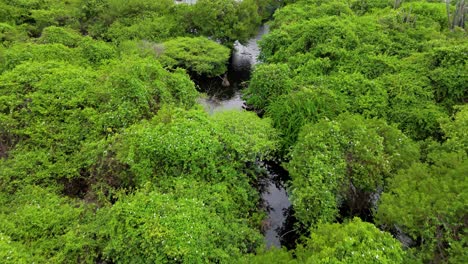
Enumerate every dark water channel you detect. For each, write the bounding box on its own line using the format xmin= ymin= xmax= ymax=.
xmin=196 ymin=25 xmax=294 ymax=248
xmin=196 ymin=25 xmax=267 ymax=113
xmin=258 ymin=161 xmax=294 ymax=248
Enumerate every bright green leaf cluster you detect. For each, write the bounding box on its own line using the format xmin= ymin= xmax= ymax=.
xmin=159 ymin=37 xmax=231 ymax=77
xmin=288 ymin=113 xmax=419 ymax=226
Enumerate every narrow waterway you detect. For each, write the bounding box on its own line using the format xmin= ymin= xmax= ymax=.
xmin=259 ymin=161 xmax=292 ymax=248
xmin=197 ymin=25 xmax=268 ymax=113
xmin=197 ymin=25 xmax=293 ymax=248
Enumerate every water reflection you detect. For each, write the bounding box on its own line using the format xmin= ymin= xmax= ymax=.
xmin=198 ymin=25 xmax=269 ymax=113
xmin=260 ymin=161 xmax=292 ymax=248
xmin=197 ymin=25 xmax=295 ymax=249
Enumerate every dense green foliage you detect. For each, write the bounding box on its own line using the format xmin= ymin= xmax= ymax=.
xmin=101 ymin=182 xmax=262 ymax=263
xmin=377 ymin=105 xmax=468 ymax=262
xmin=159 ymin=37 xmax=231 ymax=77
xmin=242 ymin=218 xmax=406 ymax=263
xmin=288 ymin=114 xmax=419 ymax=226
xmin=0 ymin=0 xmax=282 ymax=262
xmin=0 ymin=185 xmax=97 ymax=263
xmin=243 ymin=63 xmax=293 ymax=110
xmin=295 ymin=218 xmax=406 ymax=263
xmin=0 ymin=0 xmax=466 ymax=263
xmin=115 ymin=108 xmax=278 ymax=186
xmin=255 ymin=0 xmax=467 ymax=141
xmin=243 ymin=0 xmax=466 ymax=262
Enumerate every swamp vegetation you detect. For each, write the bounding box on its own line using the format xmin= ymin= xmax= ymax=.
xmin=0 ymin=0 xmax=466 ymax=263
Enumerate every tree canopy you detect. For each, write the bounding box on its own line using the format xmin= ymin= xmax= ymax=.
xmin=0 ymin=0 xmax=466 ymax=263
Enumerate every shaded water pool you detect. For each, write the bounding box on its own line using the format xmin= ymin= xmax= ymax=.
xmin=196 ymin=25 xmax=295 ymax=248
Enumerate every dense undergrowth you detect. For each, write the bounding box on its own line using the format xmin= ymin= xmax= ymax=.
xmin=0 ymin=0 xmax=466 ymax=263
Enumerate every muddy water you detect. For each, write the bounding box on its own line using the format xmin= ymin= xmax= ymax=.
xmin=197 ymin=25 xmax=293 ymax=248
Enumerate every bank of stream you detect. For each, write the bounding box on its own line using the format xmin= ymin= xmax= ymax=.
xmin=195 ymin=25 xmax=295 ymax=249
